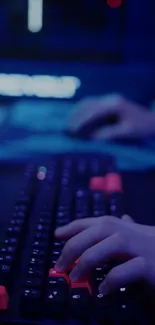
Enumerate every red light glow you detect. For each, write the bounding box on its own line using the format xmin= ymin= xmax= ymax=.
xmin=107 ymin=0 xmax=122 ymax=8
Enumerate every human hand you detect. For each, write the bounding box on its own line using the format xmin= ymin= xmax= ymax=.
xmin=55 ymin=215 xmax=155 ymax=295
xmin=68 ymin=94 xmax=155 ymax=140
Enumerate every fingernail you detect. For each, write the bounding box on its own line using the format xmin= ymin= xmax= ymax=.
xmin=55 ymin=227 xmax=63 ymax=233
xmin=54 ymin=227 xmax=64 ymax=238
xmin=99 ymin=281 xmax=109 ymax=296
xmin=55 ymin=256 xmax=65 ymax=271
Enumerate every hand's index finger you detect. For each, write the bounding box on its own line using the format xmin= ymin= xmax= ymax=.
xmin=54 ymin=217 xmax=101 ymax=239
xmin=69 ymin=232 xmax=133 ymax=281
xmin=68 ymin=94 xmax=123 ymax=131
xmin=55 ymin=222 xmax=111 ymax=272
xmin=55 ymin=217 xmax=129 ymax=273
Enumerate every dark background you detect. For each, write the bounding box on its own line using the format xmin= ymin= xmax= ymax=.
xmin=0 ymin=0 xmax=155 ymax=62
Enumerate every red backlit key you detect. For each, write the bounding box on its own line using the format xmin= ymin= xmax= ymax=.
xmin=105 ymin=173 xmax=124 ymax=218
xmin=107 ymin=0 xmax=122 ymax=8
xmin=70 ymin=281 xmax=92 ymax=295
xmin=49 ymin=268 xmax=69 ymax=285
xmin=105 ymin=173 xmax=123 ymax=193
xmin=0 ymin=286 xmax=9 ymax=310
xmin=89 ymin=177 xmax=105 ymax=191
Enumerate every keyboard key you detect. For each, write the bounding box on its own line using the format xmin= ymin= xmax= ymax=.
xmin=48 ymin=276 xmax=67 ymax=288
xmin=51 ymin=250 xmax=61 ymax=258
xmin=25 ymin=278 xmax=42 ymax=289
xmin=57 ymin=211 xmax=69 ymax=218
xmin=31 ymin=248 xmax=45 ymax=258
xmin=27 ymin=266 xmax=43 ymax=278
xmin=94 ymin=292 xmax=117 ymax=323
xmin=0 ymin=246 xmax=16 ymax=255
xmin=70 ymin=258 xmax=80 ymax=270
xmin=75 ymin=190 xmax=90 ymax=219
xmin=93 ymin=193 xmax=104 ymax=204
xmin=47 ymin=273 xmax=69 ymax=316
xmin=108 ymin=192 xmax=124 ymax=218
xmin=20 ymin=288 xmax=42 ymax=316
xmin=89 ymin=177 xmax=105 ymax=191
xmin=76 ymin=210 xmax=89 ymax=219
xmin=0 ymin=286 xmax=9 ymax=310
xmin=0 ymin=255 xmax=14 ymax=265
xmin=92 ymin=191 xmax=106 ymax=217
xmin=58 ymin=205 xmax=68 ymax=212
xmin=0 ymin=155 xmax=129 ymax=321
xmin=28 ymin=257 xmax=44 ymax=267
xmin=9 ymin=219 xmax=24 ymax=226
xmin=105 ymin=173 xmax=123 ymax=193
xmin=76 ymin=189 xmax=89 ymax=199
xmin=49 ymin=269 xmax=69 ymax=285
xmin=32 ymin=241 xmax=47 ymax=249
xmin=14 ymin=204 xmax=27 ymax=213
xmin=95 ymin=275 xmax=105 ymax=283
xmin=18 ymin=194 xmax=31 ymax=205
xmin=90 ymin=158 xmax=102 ymax=176
xmin=7 ymin=226 xmax=21 ymax=237
xmin=12 ymin=211 xmax=26 ymax=219
xmin=39 ymin=212 xmax=51 ymax=219
xmin=4 ymin=238 xmax=18 ymax=246
xmin=70 ymin=281 xmax=92 ymax=295
xmin=50 ymin=258 xmax=57 ymax=268
xmin=36 ymin=224 xmax=49 ymax=232
xmin=55 ymin=219 xmax=69 ymax=227
xmin=53 ymin=241 xmax=65 ymax=249
xmin=77 ymin=158 xmax=88 ymax=175
xmin=38 ymin=217 xmax=51 ymax=225
xmin=70 ymin=287 xmax=91 ymax=319
xmin=46 ymin=287 xmax=68 ymax=317
xmin=34 ymin=232 xmax=48 ymax=241
xmin=0 ymin=265 xmax=12 ymax=286
xmin=117 ymin=295 xmax=144 ymax=324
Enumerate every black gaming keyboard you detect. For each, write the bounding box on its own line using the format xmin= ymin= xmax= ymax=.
xmin=0 ymin=154 xmax=153 ymax=324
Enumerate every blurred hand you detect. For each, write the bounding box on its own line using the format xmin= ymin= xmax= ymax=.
xmin=55 ymin=215 xmax=155 ymax=295
xmin=68 ymin=94 xmax=155 ymax=140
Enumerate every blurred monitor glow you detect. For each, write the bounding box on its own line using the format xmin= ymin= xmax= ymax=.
xmin=38 ymin=166 xmax=47 ymax=174
xmin=0 ymin=74 xmax=81 ymax=98
xmin=28 ymin=0 xmax=43 ymax=33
